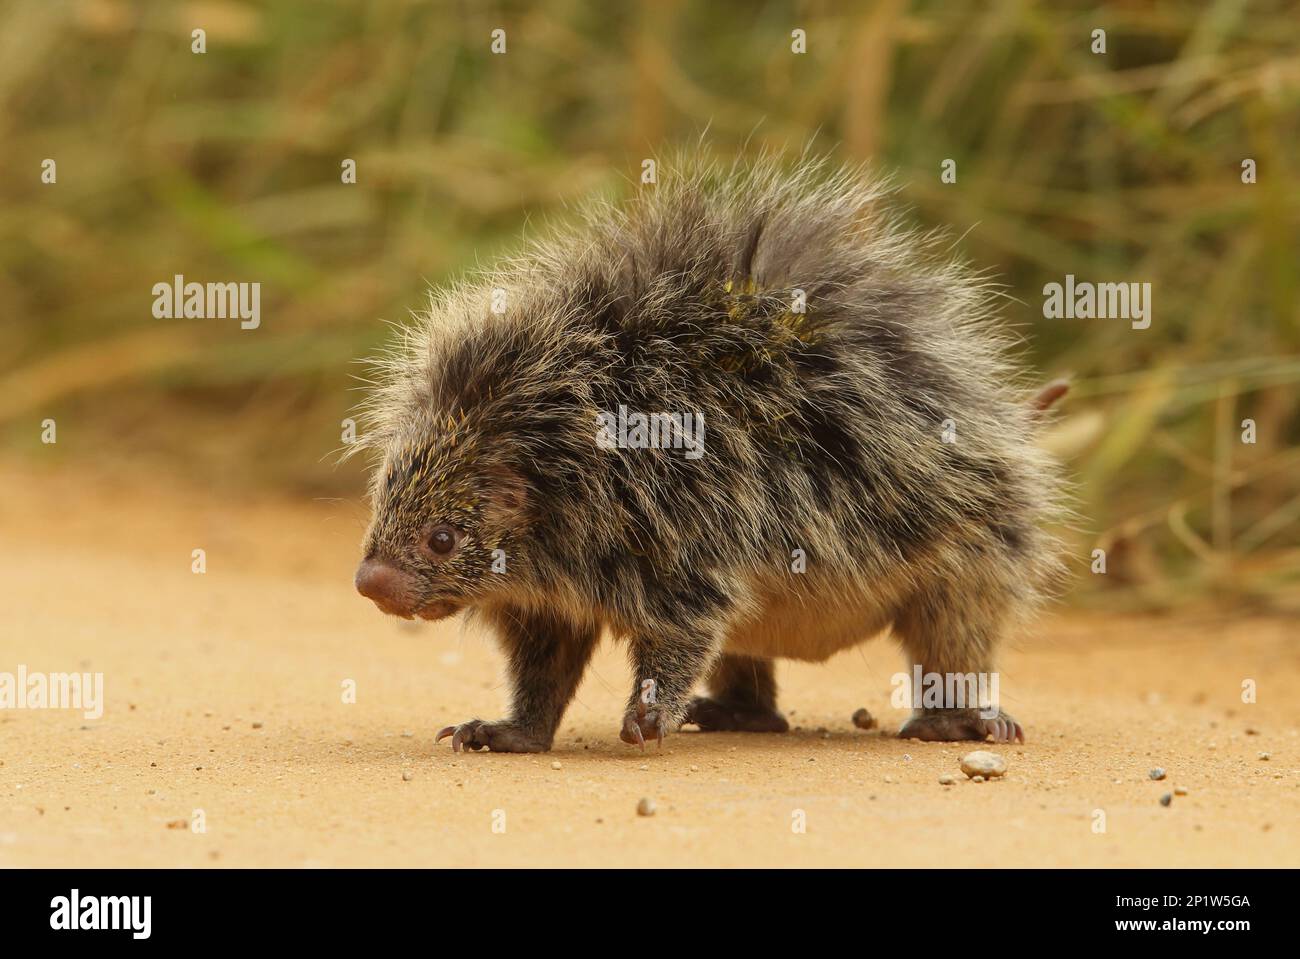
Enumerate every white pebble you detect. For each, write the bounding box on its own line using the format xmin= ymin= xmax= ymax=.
xmin=960 ymin=750 xmax=1007 ymax=779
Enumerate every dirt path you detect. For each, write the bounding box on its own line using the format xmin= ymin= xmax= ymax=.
xmin=0 ymin=460 xmax=1295 ymax=868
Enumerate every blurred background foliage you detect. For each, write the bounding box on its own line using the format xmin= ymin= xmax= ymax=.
xmin=1 ymin=0 xmax=1297 ymax=610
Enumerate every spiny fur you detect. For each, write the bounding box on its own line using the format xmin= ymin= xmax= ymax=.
xmin=351 ymin=151 xmax=1066 ymax=751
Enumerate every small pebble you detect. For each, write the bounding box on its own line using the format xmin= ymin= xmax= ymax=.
xmin=1159 ymin=793 xmax=1173 ymax=807
xmin=1258 ymin=752 xmax=1271 ymax=761
xmin=960 ymin=750 xmax=1007 ymax=779
xmin=636 ymin=797 xmax=656 ymax=817
xmin=1174 ymin=787 xmax=1188 ymax=796
xmin=251 ymin=721 xmax=263 ymax=729
xmin=972 ymin=774 xmax=985 ymax=783
xmin=550 ymin=761 xmax=562 ymax=770
xmin=851 ymin=708 xmax=876 ymax=730
xmin=401 ymin=770 xmax=413 ymax=782
xmin=1149 ymin=768 xmax=1166 ymax=781
xmin=938 ymin=774 xmax=955 ymax=785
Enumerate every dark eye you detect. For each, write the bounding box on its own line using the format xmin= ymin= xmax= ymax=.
xmin=428 ymin=526 xmax=458 ymax=555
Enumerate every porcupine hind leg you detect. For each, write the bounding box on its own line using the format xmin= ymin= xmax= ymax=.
xmin=891 ymin=575 xmax=1024 ymax=744
xmin=619 ymin=591 xmax=733 ymax=748
xmin=681 ymin=654 xmax=789 ymax=733
xmin=436 ymin=606 xmax=598 ymax=753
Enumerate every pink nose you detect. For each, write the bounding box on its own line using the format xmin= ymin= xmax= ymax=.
xmin=355 ymin=559 xmax=418 ymax=617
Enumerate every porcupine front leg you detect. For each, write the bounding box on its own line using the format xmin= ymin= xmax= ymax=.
xmin=436 ymin=606 xmax=598 ymax=753
xmin=619 ymin=616 xmax=726 ymax=749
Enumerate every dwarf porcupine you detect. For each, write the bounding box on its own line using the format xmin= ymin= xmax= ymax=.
xmin=350 ymin=153 xmax=1066 ymax=752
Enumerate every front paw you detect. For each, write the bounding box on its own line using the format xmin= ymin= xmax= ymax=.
xmin=898 ymin=708 xmax=1024 ymax=744
xmin=619 ymin=702 xmax=672 ymax=749
xmin=435 ymin=719 xmax=550 ymax=753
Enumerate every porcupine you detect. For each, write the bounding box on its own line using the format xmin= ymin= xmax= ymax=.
xmin=350 ymin=153 xmax=1067 ymax=753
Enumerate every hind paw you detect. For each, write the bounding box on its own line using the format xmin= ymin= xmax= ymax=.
xmin=682 ymin=696 xmax=789 ymax=733
xmin=898 ymin=709 xmax=1024 ymax=744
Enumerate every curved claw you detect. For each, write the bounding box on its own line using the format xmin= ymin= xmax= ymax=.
xmin=985 ymin=716 xmax=1025 ymax=744
xmin=435 ymin=723 xmax=466 ymax=752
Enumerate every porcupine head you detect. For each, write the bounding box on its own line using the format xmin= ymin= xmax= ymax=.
xmin=350 ymin=333 xmax=537 ymax=622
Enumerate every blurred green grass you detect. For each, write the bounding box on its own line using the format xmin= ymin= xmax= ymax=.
xmin=1 ymin=0 xmax=1297 ymax=609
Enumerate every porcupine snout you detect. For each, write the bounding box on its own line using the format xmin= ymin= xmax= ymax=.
xmin=354 ymin=558 xmax=421 ymax=619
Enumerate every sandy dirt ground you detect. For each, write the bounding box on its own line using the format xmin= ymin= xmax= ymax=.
xmin=0 ymin=459 xmax=1296 ymax=868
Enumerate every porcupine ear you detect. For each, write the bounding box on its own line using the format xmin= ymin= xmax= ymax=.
xmin=483 ymin=466 xmax=530 ymax=526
